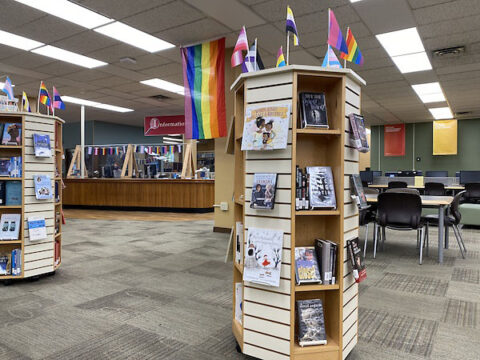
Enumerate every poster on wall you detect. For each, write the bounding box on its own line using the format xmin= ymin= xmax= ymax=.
xmin=384 ymin=124 xmax=405 ymax=156
xmin=144 ymin=115 xmax=185 ymax=136
xmin=433 ymin=119 xmax=457 ymax=155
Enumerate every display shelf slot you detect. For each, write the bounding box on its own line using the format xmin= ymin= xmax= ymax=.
xmin=293 ymin=336 xmax=339 ymax=354
xmin=295 ymin=284 xmax=340 ymax=292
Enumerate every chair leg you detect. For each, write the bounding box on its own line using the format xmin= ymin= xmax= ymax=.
xmin=363 ymin=223 xmax=369 ymax=258
xmin=416 ymin=230 xmax=420 ymax=249
xmin=455 ymin=224 xmax=467 ymax=253
xmin=426 ymin=223 xmax=429 ymax=256
xmin=419 ymin=226 xmax=425 ymax=265
xmin=452 ymin=225 xmax=466 ymax=259
xmin=373 ymin=223 xmax=378 ymax=259
xmin=445 ymin=224 xmax=449 ymax=249
xmin=382 ymin=226 xmax=386 ymax=251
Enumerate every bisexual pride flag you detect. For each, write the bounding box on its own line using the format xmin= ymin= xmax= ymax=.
xmin=328 ymin=9 xmax=348 ymax=54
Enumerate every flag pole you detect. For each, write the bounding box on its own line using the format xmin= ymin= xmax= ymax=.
xmin=52 ymin=87 xmax=55 ymax=117
xmin=254 ymin=38 xmax=258 ymax=71
xmin=37 ymin=82 xmax=41 ymax=114
xmin=286 ymin=32 xmax=290 ymax=65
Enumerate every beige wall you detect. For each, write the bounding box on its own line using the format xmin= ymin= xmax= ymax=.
xmin=359 ymin=131 xmax=371 ymax=171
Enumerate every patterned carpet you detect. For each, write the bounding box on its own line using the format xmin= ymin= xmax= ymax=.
xmin=0 ymin=219 xmax=478 ymax=360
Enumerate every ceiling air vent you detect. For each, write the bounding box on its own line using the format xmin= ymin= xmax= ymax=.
xmin=455 ymin=111 xmax=471 ymax=117
xmin=150 ymin=94 xmax=170 ymax=100
xmin=432 ymin=46 xmax=465 ymax=57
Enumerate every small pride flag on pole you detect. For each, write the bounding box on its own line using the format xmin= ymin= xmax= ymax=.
xmin=38 ymin=81 xmax=51 ymax=114
xmin=1 ymin=76 xmax=14 ymax=100
xmin=276 ymin=46 xmax=286 ymax=67
xmin=322 ymin=45 xmax=342 ymax=69
xmin=231 ymin=26 xmax=249 ymax=68
xmin=328 ymin=9 xmax=348 ymax=54
xmin=340 ymin=27 xmax=364 ymax=66
xmin=22 ymin=92 xmax=31 ymax=112
xmin=285 ymin=5 xmax=299 ymax=65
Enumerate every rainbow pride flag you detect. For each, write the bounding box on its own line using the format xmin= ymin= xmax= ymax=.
xmin=340 ymin=28 xmax=364 ymax=65
xmin=181 ymin=38 xmax=226 ymax=140
xmin=39 ymin=81 xmax=51 ymax=107
xmin=328 ymin=9 xmax=348 ymax=54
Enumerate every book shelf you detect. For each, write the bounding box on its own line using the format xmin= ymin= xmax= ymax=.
xmin=0 ymin=111 xmax=64 ymax=282
xmin=231 ymin=65 xmax=365 ymax=360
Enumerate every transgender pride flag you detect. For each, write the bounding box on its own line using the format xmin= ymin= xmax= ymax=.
xmin=328 ymin=9 xmax=348 ymax=54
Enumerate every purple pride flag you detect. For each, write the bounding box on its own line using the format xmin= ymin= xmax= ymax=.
xmin=328 ymin=9 xmax=348 ymax=54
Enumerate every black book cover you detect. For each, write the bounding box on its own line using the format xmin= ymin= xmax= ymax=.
xmin=297 ymin=299 xmax=328 ymax=346
xmin=0 ymin=181 xmax=5 ymax=206
xmin=250 ymin=173 xmax=277 ymax=210
xmin=347 ymin=237 xmax=367 ymax=283
xmin=351 ymin=174 xmax=368 ymax=209
xmin=300 ymin=92 xmax=328 ymax=128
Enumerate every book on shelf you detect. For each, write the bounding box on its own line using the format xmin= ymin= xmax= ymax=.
xmin=34 ymin=174 xmax=53 ymax=200
xmin=55 ymin=211 xmax=61 ymax=234
xmin=55 ymin=240 xmax=60 ymax=265
xmin=235 ymin=221 xmax=244 ymax=265
xmin=0 ymin=158 xmax=10 ymax=176
xmin=241 ymin=103 xmax=291 ymax=151
xmin=11 ymin=248 xmax=21 ymax=276
xmin=295 ymin=247 xmax=322 ymax=285
xmin=299 ymin=92 xmax=328 ymax=129
xmin=55 ymin=181 xmax=60 ymax=203
xmin=243 ymin=227 xmax=283 ymax=287
xmin=315 ymin=239 xmax=338 ymax=285
xmin=0 ymin=181 xmax=5 ymax=205
xmin=250 ymin=173 xmax=277 ymax=210
xmin=9 ymin=156 xmax=22 ymax=178
xmin=348 ymin=113 xmax=369 ymax=153
xmin=297 ymin=299 xmax=328 ymax=347
xmin=5 ymin=181 xmax=21 ymax=205
xmin=1 ymin=123 xmax=22 ymax=146
xmin=307 ymin=166 xmax=336 ymax=209
xmin=347 ymin=237 xmax=367 ymax=283
xmin=0 ymin=252 xmax=11 ymax=275
xmin=295 ymin=166 xmax=310 ymax=210
xmin=351 ymin=174 xmax=368 ymax=209
xmin=27 ymin=216 xmax=47 ymax=241
xmin=235 ymin=282 xmax=243 ymax=324
xmin=0 ymin=213 xmax=21 ymax=240
xmin=33 ymin=134 xmax=52 ymax=158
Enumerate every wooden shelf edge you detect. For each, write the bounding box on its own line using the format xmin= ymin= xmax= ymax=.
xmin=0 ymin=205 xmax=22 ymax=209
xmin=232 ymin=319 xmax=243 ymax=349
xmin=0 ymin=275 xmax=23 ymax=279
xmin=0 ymin=177 xmax=23 ymax=180
xmin=295 ymin=210 xmax=340 ymax=216
xmin=296 ymin=128 xmax=342 ymax=135
xmin=293 ymin=337 xmax=339 ymax=354
xmin=0 ymin=240 xmax=22 ymax=244
xmin=55 ymin=233 xmax=61 ymax=238
xmin=234 ymin=262 xmax=244 ymax=274
xmin=295 ymin=284 xmax=340 ymax=292
xmin=235 ymin=198 xmax=244 ymax=206
xmin=0 ymin=145 xmax=22 ymax=149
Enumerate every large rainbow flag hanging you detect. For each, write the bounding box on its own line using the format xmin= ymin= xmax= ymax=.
xmin=340 ymin=28 xmax=364 ymax=66
xmin=181 ymin=38 xmax=226 ymax=140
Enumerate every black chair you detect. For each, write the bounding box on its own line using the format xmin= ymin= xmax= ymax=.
xmin=374 ymin=192 xmax=426 ymax=264
xmin=358 ymin=205 xmax=376 ymax=258
xmin=464 ymin=183 xmax=480 ymax=203
xmin=423 ymin=191 xmax=467 ymax=258
xmin=424 ymin=182 xmax=446 ymax=196
xmin=388 ymin=181 xmax=408 ymax=189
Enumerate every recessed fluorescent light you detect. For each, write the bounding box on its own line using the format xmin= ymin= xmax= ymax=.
xmin=140 ymin=78 xmax=184 ymax=95
xmin=350 ymin=0 xmax=364 ymax=2
xmin=376 ymin=27 xmax=425 ymax=57
xmin=95 ymin=22 xmax=174 ymax=53
xmin=32 ymin=45 xmax=107 ymax=69
xmin=0 ymin=29 xmax=44 ymax=50
xmin=429 ymin=107 xmax=453 ymax=120
xmin=412 ymin=82 xmax=446 ymax=103
xmin=390 ymin=52 xmax=432 ymax=73
xmin=15 ymin=0 xmax=112 ymax=29
xmin=62 ymin=96 xmax=133 ymax=113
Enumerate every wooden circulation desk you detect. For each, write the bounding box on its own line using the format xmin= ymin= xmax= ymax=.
xmin=63 ymin=178 xmax=214 ymax=211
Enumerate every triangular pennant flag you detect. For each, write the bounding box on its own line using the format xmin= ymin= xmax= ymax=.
xmin=322 ymin=45 xmax=342 ymax=69
xmin=276 ymin=46 xmax=286 ymax=67
xmin=328 ymin=9 xmax=348 ymax=54
xmin=53 ymin=86 xmax=65 ymax=110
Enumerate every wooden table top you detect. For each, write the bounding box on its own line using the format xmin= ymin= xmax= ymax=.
xmin=366 ymin=194 xmax=454 ymax=206
xmin=368 ymin=184 xmax=464 ymax=190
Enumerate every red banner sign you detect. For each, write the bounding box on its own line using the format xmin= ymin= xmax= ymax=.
xmin=384 ymin=124 xmax=405 ymax=156
xmin=144 ymin=115 xmax=185 ymax=136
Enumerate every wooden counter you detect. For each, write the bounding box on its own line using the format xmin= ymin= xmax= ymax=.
xmin=63 ymin=178 xmax=214 ymax=211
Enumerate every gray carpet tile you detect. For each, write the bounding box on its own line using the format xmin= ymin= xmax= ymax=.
xmin=374 ymin=272 xmax=449 ymax=296
xmin=0 ymin=341 xmax=32 ymax=360
xmin=451 ymin=267 xmax=480 ymax=284
xmin=441 ymin=298 xmax=478 ymax=328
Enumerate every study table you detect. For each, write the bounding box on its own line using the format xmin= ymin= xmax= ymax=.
xmin=365 ymin=194 xmax=454 ymax=264
xmin=368 ymin=184 xmax=464 ymax=191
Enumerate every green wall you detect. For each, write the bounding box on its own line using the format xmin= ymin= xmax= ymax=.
xmin=371 ymin=118 xmax=480 ymax=176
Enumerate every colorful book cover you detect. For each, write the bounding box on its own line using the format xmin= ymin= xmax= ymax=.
xmin=307 ymin=166 xmax=337 ymax=209
xmin=34 ymin=175 xmax=53 ymax=200
xmin=1 ymin=123 xmax=22 ymax=145
xmin=0 ymin=253 xmax=12 ymax=275
xmin=11 ymin=248 xmax=21 ymax=276
xmin=300 ymin=92 xmax=328 ymax=128
xmin=0 ymin=213 xmax=21 ymax=240
xmin=0 ymin=158 xmax=10 ymax=176
xmin=241 ymin=103 xmax=291 ymax=150
xmin=347 ymin=237 xmax=367 ymax=283
xmin=295 ymin=247 xmax=322 ymax=285
xmin=243 ymin=227 xmax=283 ymax=287
xmin=235 ymin=221 xmax=244 ymax=265
xmin=33 ymin=134 xmax=52 ymax=157
xmin=9 ymin=156 xmax=22 ymax=178
xmin=5 ymin=181 xmax=21 ymax=205
xmin=250 ymin=173 xmax=277 ymax=209
xmin=297 ymin=299 xmax=328 ymax=346
xmin=349 ymin=113 xmax=369 ymax=152
xmin=28 ymin=216 xmax=47 ymax=241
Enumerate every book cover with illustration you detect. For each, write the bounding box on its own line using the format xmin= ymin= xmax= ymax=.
xmin=349 ymin=113 xmax=369 ymax=152
xmin=0 ymin=213 xmax=21 ymax=240
xmin=297 ymin=299 xmax=328 ymax=347
xmin=28 ymin=216 xmax=47 ymax=241
xmin=33 ymin=134 xmax=52 ymax=157
xmin=250 ymin=173 xmax=277 ymax=210
xmin=307 ymin=166 xmax=336 ymax=209
xmin=351 ymin=174 xmax=368 ymax=209
xmin=243 ymin=227 xmax=283 ymax=287
xmin=347 ymin=237 xmax=367 ymax=283
xmin=300 ymin=92 xmax=328 ymax=128
xmin=235 ymin=282 xmax=243 ymax=324
xmin=241 ymin=103 xmax=291 ymax=150
xmin=1 ymin=123 xmax=22 ymax=145
xmin=34 ymin=174 xmax=53 ymax=200
xmin=295 ymin=247 xmax=322 ymax=285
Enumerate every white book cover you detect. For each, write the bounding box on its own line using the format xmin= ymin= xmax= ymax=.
xmin=235 ymin=222 xmax=244 ymax=265
xmin=235 ymin=282 xmax=243 ymax=324
xmin=243 ymin=227 xmax=283 ymax=287
xmin=0 ymin=213 xmax=21 ymax=240
xmin=28 ymin=216 xmax=47 ymax=241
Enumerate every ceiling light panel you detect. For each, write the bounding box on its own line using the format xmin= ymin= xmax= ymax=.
xmin=429 ymin=107 xmax=453 ymax=120
xmin=412 ymin=82 xmax=446 ymax=103
xmin=62 ymin=96 xmax=133 ymax=113
xmin=390 ymin=52 xmax=432 ymax=73
xmin=0 ymin=29 xmax=44 ymax=50
xmin=376 ymin=27 xmax=425 ymax=57
xmin=32 ymin=45 xmax=107 ymax=68
xmin=140 ymin=79 xmax=184 ymax=95
xmin=94 ymin=22 xmax=175 ymax=53
xmin=15 ymin=0 xmax=113 ymax=29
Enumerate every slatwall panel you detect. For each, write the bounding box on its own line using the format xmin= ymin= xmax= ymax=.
xmin=242 ymin=77 xmax=292 ymax=360
xmin=342 ymin=82 xmax=361 ymax=360
xmin=23 ymin=114 xmax=56 ymax=278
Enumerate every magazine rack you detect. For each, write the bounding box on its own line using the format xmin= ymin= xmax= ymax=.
xmin=0 ymin=111 xmax=64 ymax=282
xmin=231 ymin=65 xmax=365 ymax=360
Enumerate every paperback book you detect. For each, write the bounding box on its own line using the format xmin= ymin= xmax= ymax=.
xmin=1 ymin=123 xmax=22 ymax=145
xmin=0 ymin=214 xmax=21 ymax=240
xmin=299 ymin=92 xmax=328 ymax=128
xmin=34 ymin=174 xmax=53 ymax=200
xmin=295 ymin=166 xmax=310 ymax=210
xmin=250 ymin=173 xmax=277 ymax=210
xmin=307 ymin=166 xmax=336 ymax=209
xmin=347 ymin=237 xmax=367 ymax=283
xmin=5 ymin=181 xmax=21 ymax=205
xmin=349 ymin=113 xmax=369 ymax=153
xmin=241 ymin=103 xmax=291 ymax=150
xmin=8 ymin=157 xmax=22 ymax=178
xmin=235 ymin=221 xmax=244 ymax=265
xmin=297 ymin=299 xmax=328 ymax=347
xmin=235 ymin=282 xmax=243 ymax=324
xmin=0 ymin=180 xmax=5 ymax=205
xmin=243 ymin=227 xmax=283 ymax=287
xmin=27 ymin=216 xmax=47 ymax=241
xmin=295 ymin=247 xmax=322 ymax=285
xmin=351 ymin=174 xmax=368 ymax=209
xmin=0 ymin=158 xmax=10 ymax=176
xmin=11 ymin=248 xmax=21 ymax=276
xmin=315 ymin=239 xmax=338 ymax=285
xmin=33 ymin=134 xmax=52 ymax=157
xmin=0 ymin=252 xmax=11 ymax=275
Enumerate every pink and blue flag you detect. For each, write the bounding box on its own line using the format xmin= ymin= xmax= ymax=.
xmin=52 ymin=86 xmax=65 ymax=110
xmin=2 ymin=76 xmax=14 ymax=100
xmin=328 ymin=9 xmax=348 ymax=54
xmin=322 ymin=45 xmax=342 ymax=69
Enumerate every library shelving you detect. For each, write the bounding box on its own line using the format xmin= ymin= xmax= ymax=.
xmin=0 ymin=111 xmax=64 ymax=282
xmin=231 ymin=65 xmax=365 ymax=360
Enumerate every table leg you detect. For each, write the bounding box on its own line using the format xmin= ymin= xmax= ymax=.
xmin=445 ymin=224 xmax=449 ymax=249
xmin=438 ymin=205 xmax=445 ymax=264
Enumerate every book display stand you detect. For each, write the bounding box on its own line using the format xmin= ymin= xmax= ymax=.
xmin=231 ymin=66 xmax=365 ymax=360
xmin=0 ymin=111 xmax=63 ymax=282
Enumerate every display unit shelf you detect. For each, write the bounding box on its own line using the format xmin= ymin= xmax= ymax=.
xmin=231 ymin=65 xmax=365 ymax=360
xmin=0 ymin=111 xmax=64 ymax=282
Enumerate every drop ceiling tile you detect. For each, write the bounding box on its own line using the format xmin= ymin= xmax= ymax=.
xmin=52 ymin=31 xmax=118 ymax=54
xmin=116 ymin=54 xmax=171 ymax=71
xmin=77 ymin=0 xmax=170 ymax=20
xmin=89 ymin=76 xmax=132 ymax=88
xmin=423 ymin=30 xmax=480 ymax=52
xmin=13 ymin=15 xmax=84 ymax=44
xmin=0 ymin=53 xmax=54 ymax=69
xmin=111 ymin=82 xmax=146 ymax=92
xmin=413 ymin=0 xmax=480 ymax=25
xmin=354 ymin=0 xmax=416 ymax=34
xmin=236 ymin=24 xmax=284 ymax=55
xmin=33 ymin=61 xmax=82 ymax=77
xmin=0 ymin=45 xmax=23 ymax=60
xmin=96 ymin=88 xmax=135 ymax=100
xmin=63 ymin=70 xmax=112 ymax=82
xmin=356 ymin=66 xmax=404 ymax=84
xmin=86 ymin=44 xmax=146 ymax=64
xmin=407 ymin=0 xmax=455 ymax=9
xmin=402 ymin=71 xmax=438 ymax=84
xmin=252 ymin=0 xmax=347 ymax=22
xmin=289 ymin=49 xmax=320 ymax=66
xmin=418 ymin=13 xmax=480 ymax=39
xmin=99 ymin=65 xmax=145 ymax=81
xmin=0 ymin=2 xmax=46 ymax=31
xmin=139 ymin=62 xmax=183 ymax=78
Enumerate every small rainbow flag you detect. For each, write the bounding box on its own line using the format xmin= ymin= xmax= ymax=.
xmin=340 ymin=28 xmax=364 ymax=66
xmin=181 ymin=38 xmax=227 ymax=140
xmin=231 ymin=26 xmax=249 ymax=67
xmin=328 ymin=9 xmax=348 ymax=54
xmin=52 ymin=86 xmax=65 ymax=110
xmin=286 ymin=6 xmax=299 ymax=46
xmin=322 ymin=45 xmax=342 ymax=69
xmin=276 ymin=46 xmax=286 ymax=67
xmin=39 ymin=81 xmax=51 ymax=107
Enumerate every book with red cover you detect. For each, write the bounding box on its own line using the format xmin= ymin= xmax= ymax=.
xmin=346 ymin=237 xmax=367 ymax=283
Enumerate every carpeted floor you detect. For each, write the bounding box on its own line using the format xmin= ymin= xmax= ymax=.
xmin=0 ymin=219 xmax=478 ymax=359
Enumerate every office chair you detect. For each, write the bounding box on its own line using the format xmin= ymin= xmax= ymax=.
xmin=385 ymin=188 xmax=420 ymax=195
xmin=424 ymin=182 xmax=446 ymax=196
xmin=387 ymin=181 xmax=408 ymax=189
xmin=464 ymin=183 xmax=480 ymax=203
xmin=374 ymin=192 xmax=426 ymax=264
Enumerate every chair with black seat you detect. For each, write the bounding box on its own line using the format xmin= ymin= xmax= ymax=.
xmin=358 ymin=205 xmax=376 ymax=258
xmin=464 ymin=183 xmax=480 ymax=203
xmin=388 ymin=181 xmax=408 ymax=189
xmin=374 ymin=192 xmax=426 ymax=264
xmin=423 ymin=191 xmax=467 ymax=258
xmin=424 ymin=182 xmax=445 ymax=196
